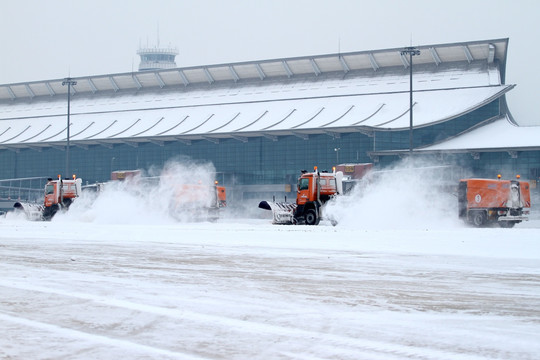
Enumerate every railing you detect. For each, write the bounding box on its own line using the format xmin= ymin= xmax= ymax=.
xmin=0 ymin=177 xmax=48 ymax=203
xmin=138 ymin=61 xmax=178 ymax=70
xmin=137 ymin=47 xmax=178 ymax=55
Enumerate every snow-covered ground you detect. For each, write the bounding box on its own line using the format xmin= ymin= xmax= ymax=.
xmin=1 ymin=217 xmax=539 ymax=359
xmin=1 ymin=161 xmax=539 ymax=359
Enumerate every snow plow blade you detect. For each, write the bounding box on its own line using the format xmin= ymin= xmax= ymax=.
xmin=258 ymin=200 xmax=297 ymax=225
xmin=258 ymin=201 xmax=272 ymax=211
xmin=13 ymin=202 xmax=44 ymax=221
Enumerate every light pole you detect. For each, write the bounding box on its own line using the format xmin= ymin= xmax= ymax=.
xmin=62 ymin=77 xmax=77 ymax=177
xmin=334 ymin=148 xmax=340 ymax=165
xmin=400 ymin=47 xmax=420 ymax=154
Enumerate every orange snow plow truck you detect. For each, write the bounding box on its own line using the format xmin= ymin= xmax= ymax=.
xmin=259 ymin=167 xmax=343 ymax=225
xmin=458 ymin=176 xmax=531 ymax=227
xmin=110 ymin=170 xmax=227 ymax=222
xmin=169 ymin=181 xmax=226 ymax=222
xmin=14 ymin=175 xmax=82 ymax=221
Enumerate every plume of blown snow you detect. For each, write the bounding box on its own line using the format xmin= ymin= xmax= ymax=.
xmin=54 ymin=158 xmax=217 ymax=224
xmin=326 ymin=158 xmax=463 ymax=230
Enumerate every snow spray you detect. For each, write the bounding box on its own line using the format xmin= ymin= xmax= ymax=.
xmin=325 ymin=158 xmax=464 ymax=230
xmin=53 ymin=158 xmax=217 ymax=224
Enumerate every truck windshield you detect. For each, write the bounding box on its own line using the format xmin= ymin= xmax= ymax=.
xmin=329 ymin=178 xmax=336 ymax=188
xmin=298 ymin=178 xmax=309 ymax=191
xmin=45 ymin=184 xmax=54 ymax=195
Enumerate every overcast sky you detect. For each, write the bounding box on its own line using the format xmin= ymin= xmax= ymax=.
xmin=1 ymin=0 xmax=539 ymax=125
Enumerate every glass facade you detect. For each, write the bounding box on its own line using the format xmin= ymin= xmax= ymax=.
xmin=1 ymin=98 xmax=538 ymax=197
xmin=373 ymin=101 xmax=500 ymax=152
xmin=0 ymin=132 xmax=371 ymax=186
xmin=141 ymin=54 xmax=176 ymax=63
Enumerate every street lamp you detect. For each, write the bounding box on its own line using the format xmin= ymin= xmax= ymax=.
xmin=334 ymin=148 xmax=340 ymax=165
xmin=400 ymin=47 xmax=420 ymax=154
xmin=62 ymin=77 xmax=77 ymax=177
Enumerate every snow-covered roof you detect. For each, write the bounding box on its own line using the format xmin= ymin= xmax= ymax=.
xmin=369 ymin=116 xmax=540 ymax=159
xmin=418 ymin=116 xmax=540 ymax=152
xmin=0 ymin=38 xmax=512 ymax=150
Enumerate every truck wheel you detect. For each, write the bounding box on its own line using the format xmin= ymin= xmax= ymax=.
xmin=43 ymin=204 xmax=59 ymax=221
xmin=207 ymin=208 xmax=219 ymax=222
xmin=305 ymin=209 xmax=319 ymax=225
xmin=470 ymin=211 xmax=486 ymax=227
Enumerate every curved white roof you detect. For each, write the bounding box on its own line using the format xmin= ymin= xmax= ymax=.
xmin=418 ymin=116 xmax=540 ymax=152
xmin=0 ymin=38 xmax=512 ymax=150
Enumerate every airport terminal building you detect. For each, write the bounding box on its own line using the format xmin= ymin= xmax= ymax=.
xmin=1 ymin=38 xmax=539 ymax=202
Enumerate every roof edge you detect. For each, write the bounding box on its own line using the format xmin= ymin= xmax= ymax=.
xmin=0 ymin=38 xmax=509 ymax=88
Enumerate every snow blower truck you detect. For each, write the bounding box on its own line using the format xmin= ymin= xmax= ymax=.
xmin=114 ymin=170 xmax=227 ymax=222
xmin=259 ymin=167 xmax=343 ymax=225
xmin=14 ymin=175 xmax=82 ymax=221
xmin=458 ymin=175 xmax=531 ymax=227
xmin=168 ymin=180 xmax=227 ymax=222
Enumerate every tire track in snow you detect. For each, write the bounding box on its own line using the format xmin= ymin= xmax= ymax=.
xmin=0 ymin=280 xmax=490 ymax=360
xmin=0 ymin=312 xmax=207 ymax=360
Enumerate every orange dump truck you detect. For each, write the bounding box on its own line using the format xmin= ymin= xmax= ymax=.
xmin=458 ymin=176 xmax=531 ymax=227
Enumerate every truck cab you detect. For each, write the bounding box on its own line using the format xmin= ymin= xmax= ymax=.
xmin=43 ymin=176 xmax=82 ymax=220
xmin=294 ymin=168 xmax=343 ymax=225
xmin=258 ymin=167 xmax=344 ymax=225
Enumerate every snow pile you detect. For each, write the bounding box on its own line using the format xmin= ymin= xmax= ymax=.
xmin=326 ymin=159 xmax=463 ymax=229
xmin=55 ymin=159 xmax=217 ymax=224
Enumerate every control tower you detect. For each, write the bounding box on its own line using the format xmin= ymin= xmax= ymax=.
xmin=137 ymin=46 xmax=179 ymax=71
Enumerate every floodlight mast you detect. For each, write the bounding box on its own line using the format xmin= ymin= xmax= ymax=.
xmin=400 ymin=47 xmax=420 ymax=154
xmin=62 ymin=77 xmax=77 ymax=177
